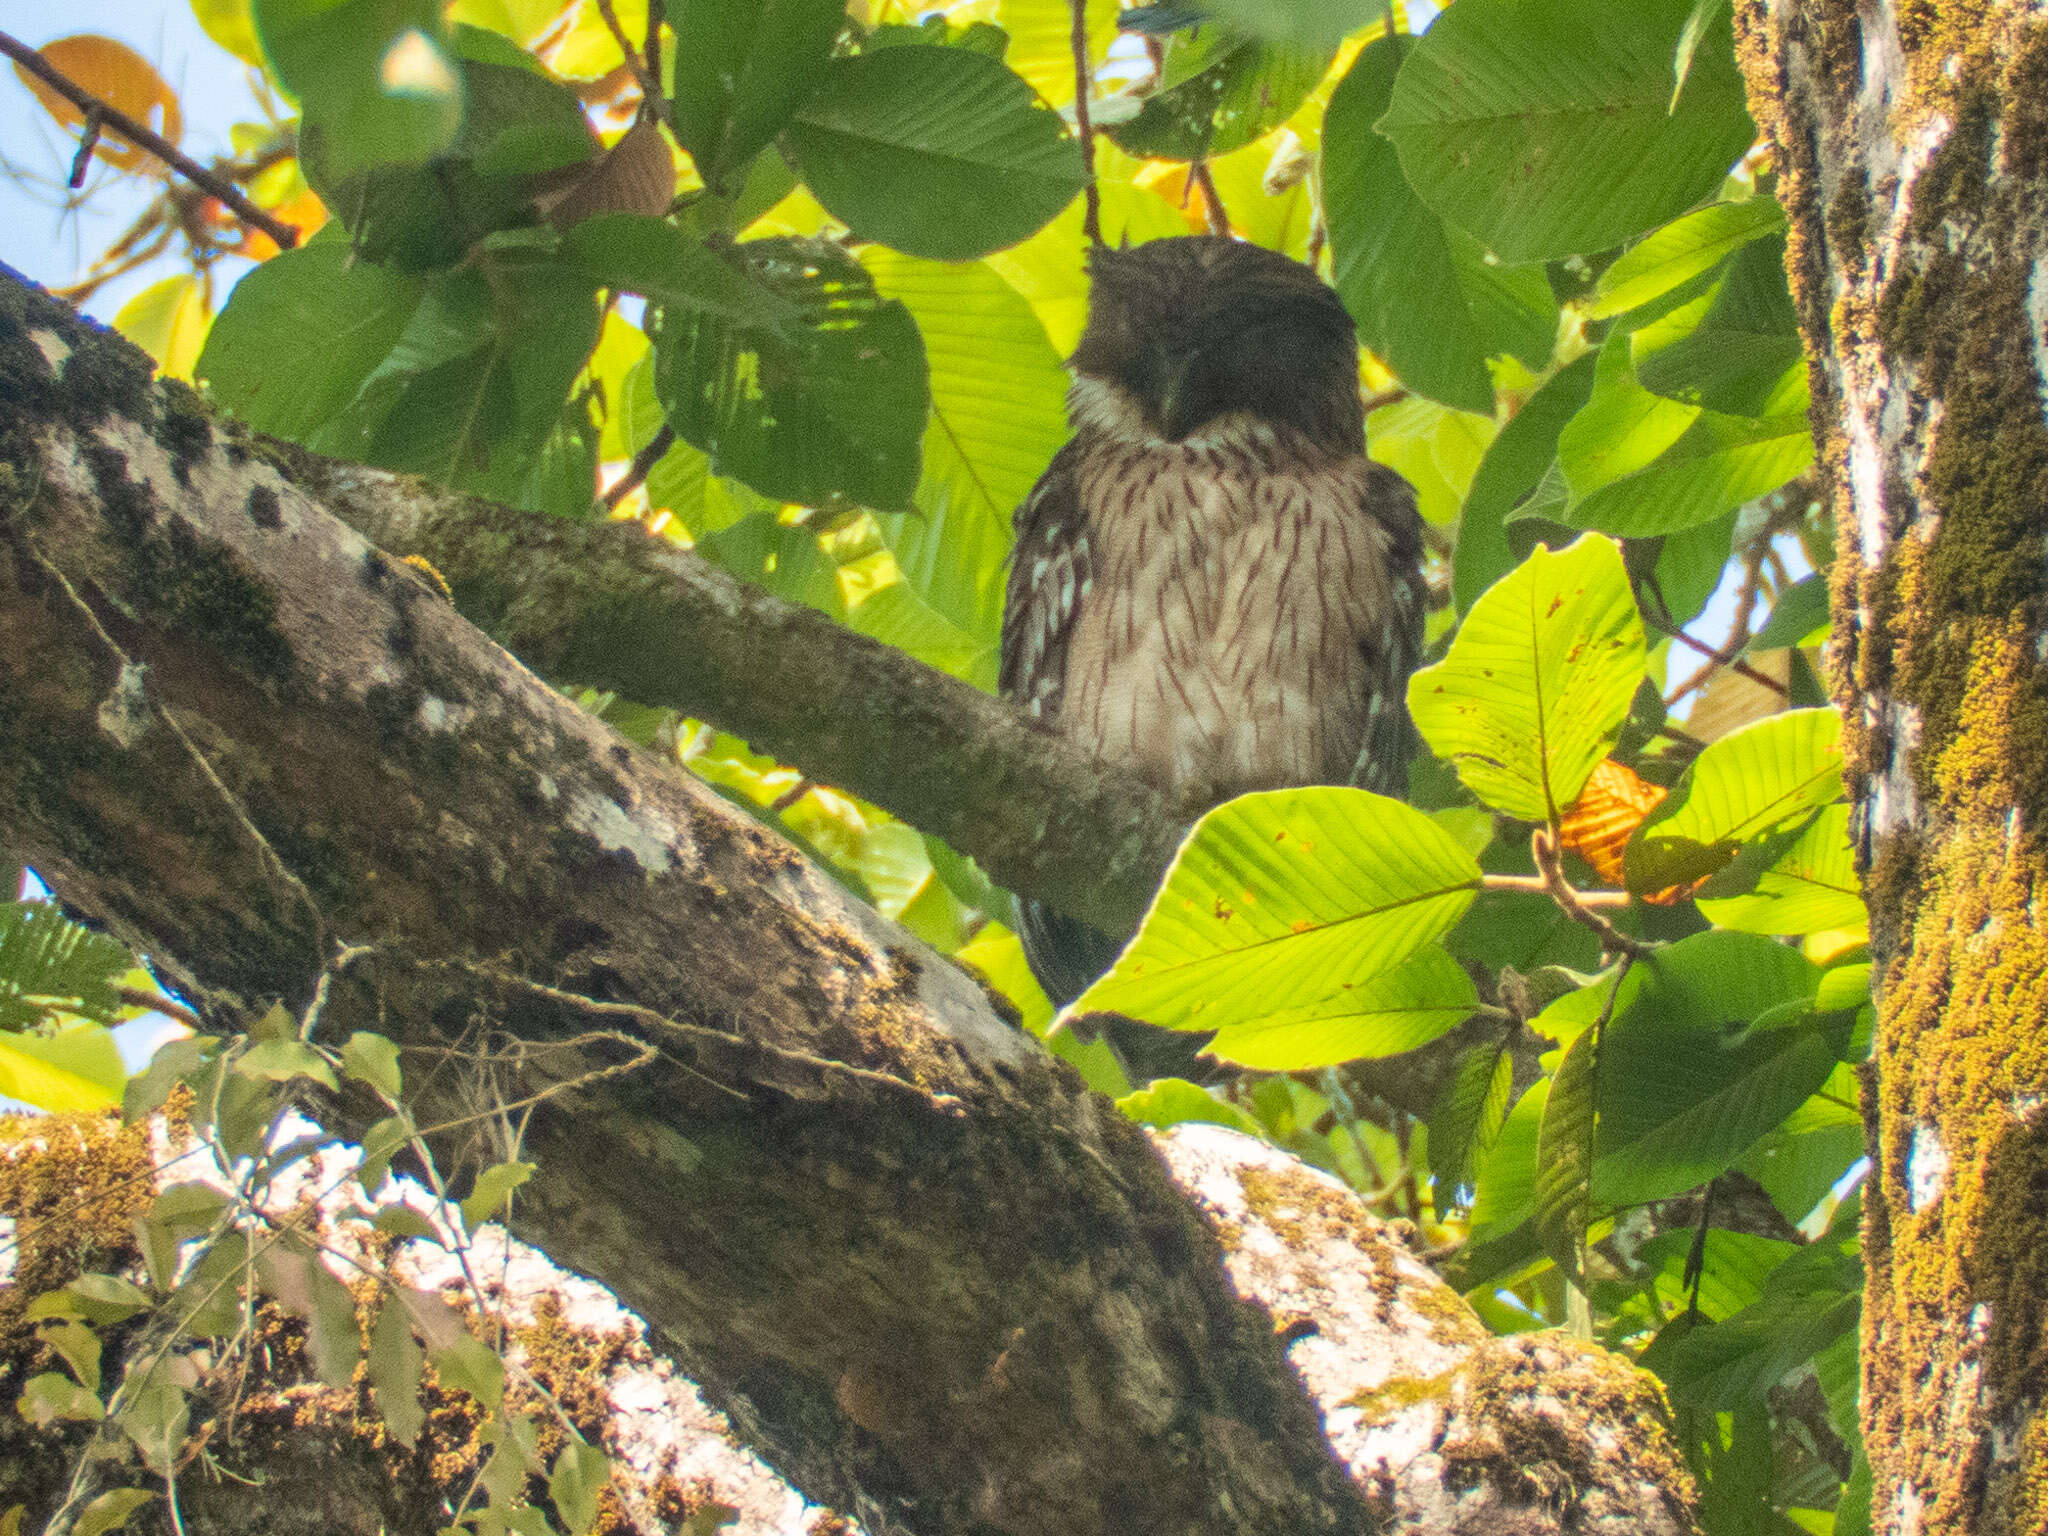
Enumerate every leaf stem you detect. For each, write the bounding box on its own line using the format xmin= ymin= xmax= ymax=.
xmin=1529 ymin=828 xmax=1653 ymax=958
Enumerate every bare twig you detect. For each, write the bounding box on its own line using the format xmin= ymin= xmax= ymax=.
xmin=1480 ymin=872 xmax=1633 ymax=910
xmin=117 ymin=984 xmax=204 ymax=1030
xmin=602 ymin=422 xmax=676 ymax=509
xmin=1070 ymin=0 xmax=1102 ymax=247
xmin=1659 ymin=552 xmax=1783 ymax=706
xmin=644 ymin=0 xmax=667 ymax=121
xmin=1530 ymin=828 xmax=1653 ymax=958
xmin=0 ymin=29 xmax=301 ymax=250
xmin=591 ymin=0 xmax=661 ymax=115
xmin=1189 ymin=159 xmax=1231 ymax=236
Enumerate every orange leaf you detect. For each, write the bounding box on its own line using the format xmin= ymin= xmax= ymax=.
xmin=241 ymin=188 xmax=328 ymax=260
xmin=16 ymin=35 xmax=184 ymax=173
xmin=1559 ymin=758 xmax=1665 ymax=889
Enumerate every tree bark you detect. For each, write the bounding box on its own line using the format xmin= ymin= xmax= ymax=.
xmin=1738 ymin=5 xmax=2048 ymax=1530
xmin=0 ymin=266 xmax=1695 ymax=1533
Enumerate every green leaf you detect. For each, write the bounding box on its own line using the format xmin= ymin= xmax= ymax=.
xmin=1696 ymin=805 xmax=1865 ymax=935
xmin=0 ymin=1023 xmax=126 ymax=1113
xmin=1584 ymin=931 xmax=1835 ymax=1207
xmin=37 ymin=1319 xmax=102 ymax=1393
xmin=1429 ymin=1036 xmax=1515 ymax=1190
xmin=257 ymin=0 xmax=463 ymax=180
xmin=1108 ymin=26 xmax=1332 ymax=162
xmin=1326 ymin=36 xmax=1557 ymax=413
xmin=1075 ymin=788 xmax=1482 ymax=1031
xmin=560 ymin=215 xmax=801 ymax=333
xmin=341 ymin=1032 xmax=404 ymax=1100
xmin=1749 ymin=572 xmax=1830 ymax=650
xmin=1534 ymin=974 xmax=1603 ymax=1277
xmin=1193 ymin=0 xmax=1382 ymax=47
xmin=1451 ymin=353 xmax=1598 ymax=612
xmin=18 ymin=1371 xmax=104 ymax=1426
xmin=668 ymin=0 xmax=845 ymax=189
xmin=1558 ymin=332 xmax=1700 ymax=498
xmin=61 ymin=1274 xmax=153 ymax=1326
xmin=784 ymin=47 xmax=1087 ymax=260
xmin=369 ymin=1297 xmax=428 ymax=1448
xmin=1409 ymin=533 xmax=1646 ymax=822
xmin=1563 ymin=405 xmax=1813 ymax=537
xmin=1631 ymin=235 xmax=1805 ymax=416
xmin=335 ymin=264 xmax=603 ymax=513
xmin=255 ymin=1242 xmax=363 ymax=1387
xmin=862 ymin=252 xmax=1071 ymax=655
xmin=1627 ymin=707 xmax=1843 ymax=891
xmin=461 ymin=1159 xmax=536 ymax=1227
xmin=1202 ymin=946 xmax=1478 ymax=1070
xmin=653 ymin=237 xmax=929 ymax=509
xmin=1466 ymin=1077 xmax=1548 ymax=1244
xmin=357 ymin=1113 xmax=413 ymax=1194
xmin=549 ymin=1438 xmax=612 ymax=1536
xmin=1114 ymin=1078 xmax=1265 ymax=1136
xmin=234 ymin=1037 xmax=340 ymax=1089
xmin=0 ymin=901 xmax=134 ymax=1032
xmin=1377 ymin=0 xmax=1756 ymax=264
xmin=995 ymin=0 xmax=1120 ymax=106
xmin=71 ymin=1488 xmax=155 ymax=1536
xmin=1588 ymin=197 xmax=1787 ymax=319
xmin=430 ymin=1335 xmax=506 ymax=1410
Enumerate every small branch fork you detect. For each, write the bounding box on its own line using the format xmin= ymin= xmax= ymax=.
xmin=0 ymin=28 xmax=301 ymax=251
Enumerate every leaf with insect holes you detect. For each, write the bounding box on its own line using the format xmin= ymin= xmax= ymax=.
xmin=1409 ymin=534 xmax=1646 ymax=823
xmin=1073 ymin=788 xmax=1482 ymax=1034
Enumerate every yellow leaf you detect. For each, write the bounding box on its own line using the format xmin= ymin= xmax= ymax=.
xmin=16 ymin=36 xmax=183 ymax=172
xmin=0 ymin=1024 xmax=124 ymax=1113
xmin=112 ymin=275 xmax=210 ymax=381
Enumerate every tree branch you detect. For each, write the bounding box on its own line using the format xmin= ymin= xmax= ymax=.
xmin=0 ymin=29 xmax=301 ymax=251
xmin=0 ymin=261 xmax=1702 ymax=1536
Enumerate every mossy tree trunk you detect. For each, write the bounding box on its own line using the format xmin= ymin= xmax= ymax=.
xmin=1739 ymin=4 xmax=2048 ymax=1528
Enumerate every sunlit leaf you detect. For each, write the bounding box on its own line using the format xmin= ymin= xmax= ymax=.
xmin=1410 ymin=534 xmax=1646 ymax=822
xmin=1202 ymin=945 xmax=1479 ymax=1069
xmin=1589 ymin=197 xmax=1787 ymax=319
xmin=1628 ymin=707 xmax=1843 ymax=891
xmin=0 ymin=1024 xmax=126 ymax=1113
xmin=1696 ymin=805 xmax=1866 ymax=936
xmin=112 ymin=275 xmax=210 ymax=381
xmin=1075 ymin=788 xmax=1481 ymax=1031
xmin=1558 ymin=757 xmax=1667 ymax=889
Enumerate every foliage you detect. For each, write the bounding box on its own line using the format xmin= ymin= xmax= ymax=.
xmin=9 ymin=0 xmax=1860 ymax=1529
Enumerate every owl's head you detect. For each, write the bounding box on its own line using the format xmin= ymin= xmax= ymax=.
xmin=1069 ymin=236 xmax=1363 ymax=453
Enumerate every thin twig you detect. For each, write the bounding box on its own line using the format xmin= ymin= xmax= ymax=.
xmin=602 ymin=422 xmax=676 ymax=509
xmin=67 ymin=109 xmax=101 ymax=188
xmin=117 ymin=984 xmax=204 ymax=1030
xmin=643 ymin=0 xmax=667 ymax=122
xmin=0 ymin=29 xmax=300 ymax=250
xmin=1070 ymin=0 xmax=1102 ymax=247
xmin=1479 ymin=872 xmax=1633 ymax=910
xmin=1189 ymin=159 xmax=1231 ymax=236
xmin=1531 ymin=828 xmax=1653 ymax=958
xmin=591 ymin=0 xmax=661 ymax=114
xmin=1649 ymin=611 xmax=1790 ymax=701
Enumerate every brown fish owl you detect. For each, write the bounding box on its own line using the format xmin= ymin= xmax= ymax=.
xmin=1000 ymin=236 xmax=1426 ymax=1004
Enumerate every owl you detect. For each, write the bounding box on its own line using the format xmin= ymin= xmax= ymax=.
xmin=1000 ymin=236 xmax=1426 ymax=1008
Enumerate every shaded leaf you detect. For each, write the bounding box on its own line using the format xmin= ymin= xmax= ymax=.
xmin=653 ymin=237 xmax=929 ymax=509
xmin=1429 ymin=1036 xmax=1514 ymax=1190
xmin=1326 ymin=36 xmax=1556 ymax=413
xmin=1696 ymin=804 xmax=1866 ymax=936
xmin=668 ymin=0 xmax=845 ymax=189
xmin=1451 ymin=353 xmax=1598 ymax=612
xmin=1588 ymin=197 xmax=1785 ymax=319
xmin=368 ymin=1295 xmax=427 ymax=1447
xmin=1377 ymin=0 xmax=1756 ymax=263
xmin=1108 ymin=26 xmax=1331 ymax=161
xmin=785 ymin=47 xmax=1087 ymax=260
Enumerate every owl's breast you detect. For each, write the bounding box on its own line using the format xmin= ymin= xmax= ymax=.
xmin=1060 ymin=427 xmax=1400 ymax=807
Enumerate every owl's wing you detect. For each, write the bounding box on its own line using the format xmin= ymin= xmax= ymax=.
xmin=1351 ymin=461 xmax=1428 ymax=797
xmin=999 ymin=442 xmax=1127 ymax=1006
xmin=999 ymin=440 xmax=1089 ymax=725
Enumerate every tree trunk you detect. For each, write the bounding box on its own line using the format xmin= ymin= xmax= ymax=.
xmin=0 ymin=269 xmax=1697 ymax=1533
xmin=1738 ymin=5 xmax=2048 ymax=1529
